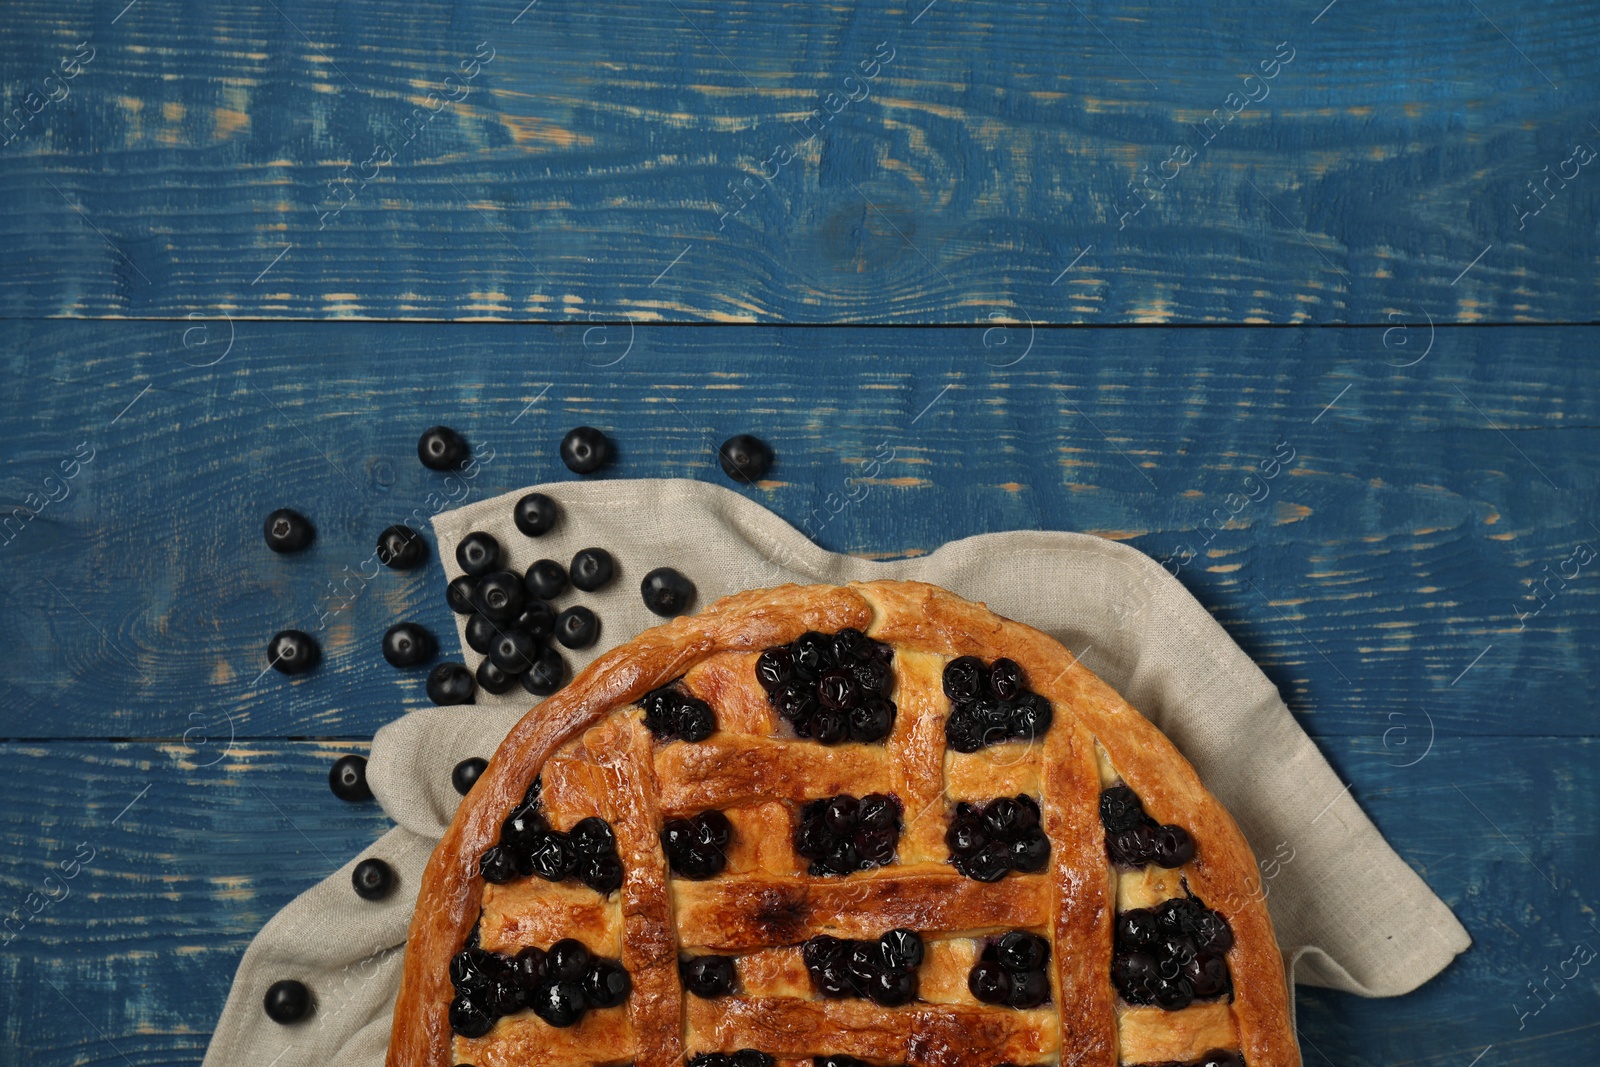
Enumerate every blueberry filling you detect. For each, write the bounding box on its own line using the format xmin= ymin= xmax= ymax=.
xmin=688 ymin=1053 xmax=774 ymax=1067
xmin=756 ymin=629 xmax=896 ymax=744
xmin=1111 ymin=895 xmax=1234 ymax=1010
xmin=945 ymin=795 xmax=1050 ymax=881
xmin=477 ymin=778 xmax=623 ymax=895
xmin=801 ymin=930 xmax=923 ymax=1006
xmin=680 ymin=954 xmax=738 ymax=998
xmin=661 ymin=811 xmax=731 ymax=880
xmin=793 ymin=793 xmax=902 ymax=876
xmin=447 ymin=938 xmax=630 ymax=1035
xmin=942 ymin=656 xmax=1053 ymax=753
xmin=1099 ymin=785 xmax=1196 ymax=868
xmin=968 ymin=930 xmax=1052 ymax=1009
xmin=639 ymin=685 xmax=717 ymax=743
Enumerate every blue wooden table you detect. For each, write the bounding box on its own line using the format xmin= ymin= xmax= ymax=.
xmin=2 ymin=1 xmax=1598 ymax=1065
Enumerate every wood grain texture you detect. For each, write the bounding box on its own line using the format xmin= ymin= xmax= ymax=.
xmin=0 ymin=736 xmax=1592 ymax=1065
xmin=2 ymin=0 xmax=1598 ymax=322
xmin=2 ymin=320 xmax=1595 ymax=742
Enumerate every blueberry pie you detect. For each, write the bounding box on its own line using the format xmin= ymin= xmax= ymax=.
xmin=389 ymin=582 xmax=1297 ymax=1067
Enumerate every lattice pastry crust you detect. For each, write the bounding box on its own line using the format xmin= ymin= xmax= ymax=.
xmin=388 ymin=581 xmax=1298 ymax=1067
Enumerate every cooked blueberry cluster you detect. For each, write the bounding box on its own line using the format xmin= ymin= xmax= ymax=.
xmin=448 ymin=938 xmax=630 ymax=1036
xmin=756 ymin=629 xmax=897 ymax=744
xmin=801 ymin=930 xmax=923 ymax=1006
xmin=967 ymin=930 xmax=1052 ymax=1009
xmin=661 ymin=810 xmax=732 ymax=880
xmin=641 ymin=684 xmax=717 ymax=742
xmin=688 ymin=1052 xmax=774 ymax=1067
xmin=942 ymin=656 xmax=1053 ymax=753
xmin=1099 ymin=784 xmax=1196 ymax=869
xmin=1111 ymin=896 xmax=1234 ymax=1011
xmin=945 ymin=795 xmax=1050 ymax=882
xmin=794 ymin=793 xmax=902 ymax=876
xmin=1131 ymin=1053 xmax=1245 ymax=1067
xmin=478 ymin=778 xmax=624 ymax=894
xmin=680 ymin=953 xmax=739 ymax=998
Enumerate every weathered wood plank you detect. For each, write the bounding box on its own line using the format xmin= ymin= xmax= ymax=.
xmin=1 ymin=0 xmax=1597 ymax=322
xmin=3 ymin=320 xmax=1595 ymax=740
xmin=0 ymin=737 xmax=1590 ymax=1065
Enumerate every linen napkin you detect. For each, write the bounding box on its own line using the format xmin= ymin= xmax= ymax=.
xmin=202 ymin=478 xmax=1470 ymax=1066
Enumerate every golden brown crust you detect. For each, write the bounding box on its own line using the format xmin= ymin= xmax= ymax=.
xmin=388 ymin=580 xmax=1298 ymax=1067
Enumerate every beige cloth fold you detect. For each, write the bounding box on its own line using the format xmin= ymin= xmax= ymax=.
xmin=203 ymin=478 xmax=1469 ymax=1066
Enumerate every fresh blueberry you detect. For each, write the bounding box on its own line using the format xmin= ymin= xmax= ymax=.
xmin=1152 ymin=824 xmax=1196 ymax=868
xmin=417 ymin=426 xmax=469 ymax=471
xmin=427 ymin=662 xmax=476 ymax=705
xmin=718 ymin=434 xmax=774 ymax=484
xmin=476 ymin=657 xmax=517 ymax=695
xmin=583 ymin=958 xmax=631 ymax=1008
xmin=381 ymin=622 xmax=436 ymax=668
xmin=328 ymin=755 xmax=371 ymax=802
xmin=452 ymin=757 xmax=487 ymax=796
xmin=521 ymin=647 xmax=566 ymax=697
xmin=513 ymin=492 xmax=561 ymax=537
xmin=376 ymin=524 xmax=426 ymax=569
xmin=464 ymin=613 xmax=498 ymax=655
xmin=269 ymin=630 xmax=320 ymax=675
xmin=555 ymin=606 xmax=599 ymax=649
xmin=942 ymin=656 xmax=986 ymax=701
xmin=640 ymin=567 xmax=695 ymax=617
xmin=512 ymin=599 xmax=556 ymax=642
xmin=681 ymin=954 xmax=737 ymax=997
xmin=479 ymin=845 xmax=517 ymax=884
xmin=489 ymin=629 xmax=537 ymax=675
xmin=263 ymin=978 xmax=312 ymax=1023
xmin=456 ymin=531 xmax=501 ymax=577
xmin=528 ymin=980 xmax=585 ymax=1027
xmin=446 ymin=575 xmax=478 ymax=615
xmin=263 ymin=508 xmax=314 ymax=553
xmin=569 ymin=547 xmax=615 ymax=592
xmin=472 ymin=571 xmax=525 ymax=623
xmin=351 ymin=857 xmax=394 ymax=900
xmin=968 ymin=960 xmax=1011 ymax=1004
xmin=525 ymin=559 xmax=568 ymax=601
xmin=559 ymin=426 xmax=611 ymax=475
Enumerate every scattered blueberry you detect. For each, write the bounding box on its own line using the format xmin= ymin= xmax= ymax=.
xmin=263 ymin=978 xmax=312 ymax=1024
xmin=525 ymin=559 xmax=568 ymax=600
xmin=268 ymin=630 xmax=320 ymax=675
xmin=560 ymin=426 xmax=611 ymax=475
xmin=569 ymin=547 xmax=615 ymax=592
xmin=328 ymin=755 xmax=372 ymax=803
xmin=376 ymin=524 xmax=426 ymax=570
xmin=417 ymin=425 xmax=469 ymax=471
xmin=718 ymin=434 xmax=774 ymax=484
xmin=457 ymin=531 xmax=501 ymax=577
xmin=512 ymin=599 xmax=556 ymax=643
xmin=351 ymin=857 xmax=395 ymax=900
xmin=452 ymin=757 xmax=487 ymax=795
xmin=427 ymin=662 xmax=476 ymax=705
xmin=464 ymin=612 xmax=498 ymax=655
xmin=471 ymin=571 xmax=524 ymax=623
xmin=263 ymin=508 xmax=314 ymax=553
xmin=381 ymin=622 xmax=436 ymax=668
xmin=640 ymin=566 xmax=696 ymax=617
xmin=489 ymin=629 xmax=536 ymax=675
xmin=446 ymin=575 xmax=479 ymax=614
xmin=521 ymin=647 xmax=566 ymax=697
xmin=555 ymin=606 xmax=599 ymax=649
xmin=477 ymin=657 xmax=518 ymax=695
xmin=513 ymin=492 xmax=561 ymax=537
